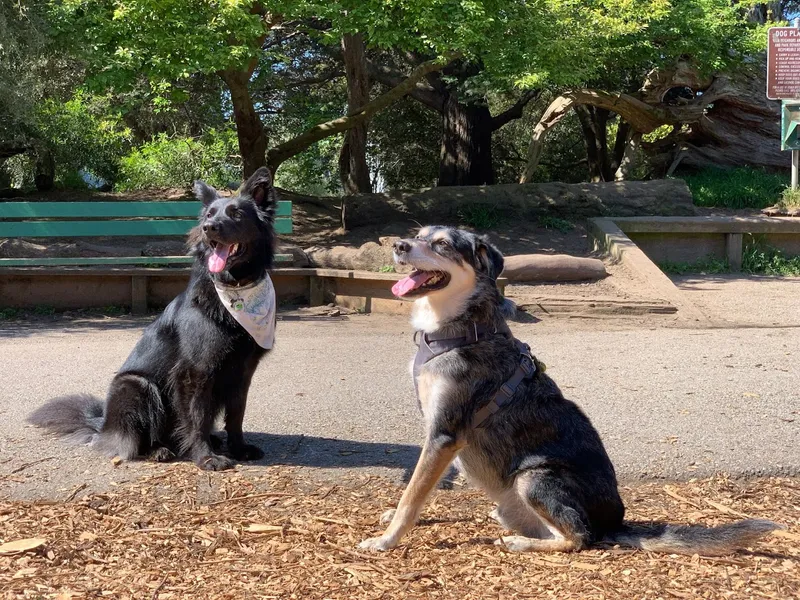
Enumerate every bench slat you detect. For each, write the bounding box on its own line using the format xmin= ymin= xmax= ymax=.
xmin=0 ymin=217 xmax=292 ymax=237
xmin=0 ymin=201 xmax=292 ymax=218
xmin=0 ymin=254 xmax=294 ymax=267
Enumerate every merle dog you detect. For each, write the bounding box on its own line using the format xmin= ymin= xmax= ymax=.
xmin=28 ymin=167 xmax=280 ymax=471
xmin=359 ymin=225 xmax=781 ymax=554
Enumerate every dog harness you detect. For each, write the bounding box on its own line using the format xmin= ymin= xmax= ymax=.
xmin=215 ymin=275 xmax=277 ymax=349
xmin=412 ymin=322 xmax=541 ymax=428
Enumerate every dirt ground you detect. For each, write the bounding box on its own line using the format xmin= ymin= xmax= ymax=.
xmin=1 ymin=465 xmax=798 ymax=599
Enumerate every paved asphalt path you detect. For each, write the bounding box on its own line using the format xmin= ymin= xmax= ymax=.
xmin=1 ymin=313 xmax=798 ymax=500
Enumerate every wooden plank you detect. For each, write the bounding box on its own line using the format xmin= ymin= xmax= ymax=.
xmin=0 ymin=254 xmax=294 ymax=267
xmin=613 ymin=216 xmax=800 ymax=234
xmin=0 ymin=201 xmax=292 ymax=218
xmin=0 ymin=217 xmax=292 ymax=237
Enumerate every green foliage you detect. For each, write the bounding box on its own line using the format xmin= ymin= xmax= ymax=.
xmin=458 ymin=203 xmax=501 ymax=229
xmin=0 ymin=308 xmax=22 ymax=321
xmin=679 ymin=168 xmax=789 ymax=210
xmin=377 ymin=265 xmax=395 ymax=273
xmin=779 ymin=187 xmax=800 ymax=209
xmin=659 ymin=256 xmax=729 ymax=275
xmin=116 ymin=128 xmax=240 ymax=190
xmin=742 ymin=239 xmax=800 ymax=276
xmin=35 ymin=92 xmax=133 ymax=185
xmin=538 ymin=216 xmax=575 ymax=233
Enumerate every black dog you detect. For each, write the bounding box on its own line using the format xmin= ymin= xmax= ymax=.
xmin=28 ymin=167 xmax=279 ymax=470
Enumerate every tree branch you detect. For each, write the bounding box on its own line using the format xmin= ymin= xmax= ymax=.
xmin=491 ymin=90 xmax=540 ymax=131
xmin=367 ymin=60 xmax=444 ymax=112
xmin=267 ymin=55 xmax=459 ymax=171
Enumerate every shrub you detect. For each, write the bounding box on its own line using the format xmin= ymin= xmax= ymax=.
xmin=116 ymin=128 xmax=240 ymax=190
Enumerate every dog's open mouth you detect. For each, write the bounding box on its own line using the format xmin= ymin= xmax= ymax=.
xmin=391 ymin=269 xmax=450 ymax=297
xmin=208 ymin=240 xmax=241 ymax=273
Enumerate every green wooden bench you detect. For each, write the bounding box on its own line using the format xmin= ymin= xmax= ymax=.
xmin=0 ymin=200 xmax=293 ymax=312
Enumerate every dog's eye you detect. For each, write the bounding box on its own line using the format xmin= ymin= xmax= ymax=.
xmin=435 ymin=239 xmax=450 ymax=247
xmin=207 ymin=208 xmax=217 ymax=217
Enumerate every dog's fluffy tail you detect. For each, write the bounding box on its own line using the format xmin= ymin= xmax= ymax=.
xmin=27 ymin=394 xmax=105 ymax=445
xmin=606 ymin=519 xmax=782 ymax=556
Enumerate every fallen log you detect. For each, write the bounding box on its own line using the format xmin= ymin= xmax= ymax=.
xmin=503 ymin=254 xmax=607 ymax=282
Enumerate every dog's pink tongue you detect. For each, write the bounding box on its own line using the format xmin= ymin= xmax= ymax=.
xmin=208 ymin=244 xmax=231 ymax=273
xmin=391 ymin=271 xmax=432 ymax=297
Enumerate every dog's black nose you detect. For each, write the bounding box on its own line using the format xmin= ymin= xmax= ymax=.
xmin=203 ymin=222 xmax=218 ymax=233
xmin=394 ymin=240 xmax=411 ymax=253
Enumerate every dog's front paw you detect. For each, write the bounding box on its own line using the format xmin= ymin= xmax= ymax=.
xmin=358 ymin=535 xmax=397 ymax=552
xmin=488 ymin=507 xmax=501 ymax=523
xmin=150 ymin=447 xmax=176 ymax=463
xmin=197 ymin=454 xmax=236 ymax=471
xmin=379 ymin=509 xmax=396 ymax=525
xmin=229 ymin=443 xmax=264 ymax=462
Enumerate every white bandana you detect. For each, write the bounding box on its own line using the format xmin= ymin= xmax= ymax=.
xmin=214 ymin=275 xmax=276 ymax=349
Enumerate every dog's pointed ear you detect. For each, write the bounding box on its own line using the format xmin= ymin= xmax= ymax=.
xmin=193 ymin=180 xmax=218 ymax=207
xmin=475 ymin=236 xmax=504 ymax=281
xmin=241 ymin=167 xmax=276 ymax=210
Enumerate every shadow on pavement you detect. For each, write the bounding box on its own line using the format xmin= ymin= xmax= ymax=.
xmin=241 ymin=432 xmax=420 ymax=480
xmin=0 ymin=316 xmax=153 ymax=339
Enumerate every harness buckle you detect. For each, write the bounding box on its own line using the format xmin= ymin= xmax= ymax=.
xmin=498 ymin=383 xmax=515 ymax=399
xmin=519 ymin=354 xmax=535 ymax=377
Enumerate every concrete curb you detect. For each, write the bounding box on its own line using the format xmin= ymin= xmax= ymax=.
xmin=588 ymin=218 xmax=709 ymax=325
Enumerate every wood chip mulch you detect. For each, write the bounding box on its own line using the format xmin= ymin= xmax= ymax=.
xmin=1 ymin=466 xmax=798 ymax=599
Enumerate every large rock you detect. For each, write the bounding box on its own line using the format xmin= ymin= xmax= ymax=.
xmin=503 ymin=254 xmax=607 ymax=282
xmin=323 ymin=180 xmax=696 ymax=229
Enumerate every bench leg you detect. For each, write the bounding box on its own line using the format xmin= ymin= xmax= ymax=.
xmin=726 ymin=233 xmax=743 ymax=272
xmin=309 ymin=275 xmax=325 ymax=306
xmin=131 ymin=276 xmax=148 ymax=314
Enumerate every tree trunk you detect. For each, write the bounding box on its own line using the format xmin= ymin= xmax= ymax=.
xmin=615 ymin=131 xmax=642 ymax=181
xmin=438 ymin=93 xmax=494 ymax=186
xmin=339 ymin=33 xmax=372 ymax=195
xmin=219 ymin=69 xmax=268 ymax=178
xmin=575 ymin=106 xmax=604 ymax=182
xmin=611 ymin=120 xmax=632 ymax=174
xmin=34 ymin=147 xmax=54 ymax=192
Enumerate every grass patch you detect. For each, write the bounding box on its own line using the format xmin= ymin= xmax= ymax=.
xmin=538 ymin=215 xmax=575 ymax=233
xmin=377 ymin=265 xmax=395 ymax=273
xmin=742 ymin=239 xmax=800 ymax=276
xmin=678 ymin=167 xmax=788 ymax=209
xmin=659 ymin=256 xmax=729 ymax=275
xmin=458 ymin=203 xmax=501 ymax=229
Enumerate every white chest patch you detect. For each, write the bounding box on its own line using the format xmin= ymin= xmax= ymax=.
xmin=214 ymin=275 xmax=276 ymax=349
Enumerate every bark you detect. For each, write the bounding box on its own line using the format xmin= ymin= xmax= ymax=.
xmin=611 ymin=120 xmax=632 ymax=175
xmin=437 ymin=93 xmax=494 ymax=186
xmin=338 ymin=33 xmax=372 ymax=195
xmin=219 ymin=68 xmax=268 ymax=178
xmin=267 ymin=55 xmax=457 ymax=172
xmin=614 ymin=131 xmax=642 ymax=181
